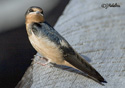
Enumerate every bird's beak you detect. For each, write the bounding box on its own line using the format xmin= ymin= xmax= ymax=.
xmin=29 ymin=11 xmax=43 ymax=16
xmin=36 ymin=11 xmax=40 ymax=14
xmin=35 ymin=11 xmax=43 ymax=16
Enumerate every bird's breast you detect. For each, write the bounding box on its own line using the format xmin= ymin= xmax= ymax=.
xmin=29 ymin=31 xmax=64 ymax=63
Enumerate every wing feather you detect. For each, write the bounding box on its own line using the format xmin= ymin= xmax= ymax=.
xmin=62 ymin=47 xmax=106 ymax=83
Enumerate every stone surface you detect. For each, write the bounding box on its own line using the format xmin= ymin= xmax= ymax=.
xmin=16 ymin=0 xmax=125 ymax=88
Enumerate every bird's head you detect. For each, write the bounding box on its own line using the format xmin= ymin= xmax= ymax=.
xmin=25 ymin=6 xmax=44 ymax=24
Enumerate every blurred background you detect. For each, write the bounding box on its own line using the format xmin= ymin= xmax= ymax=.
xmin=0 ymin=0 xmax=69 ymax=88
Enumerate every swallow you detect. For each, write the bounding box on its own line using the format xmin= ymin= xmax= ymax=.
xmin=25 ymin=6 xmax=107 ymax=84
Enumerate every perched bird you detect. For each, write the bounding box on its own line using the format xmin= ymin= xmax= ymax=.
xmin=25 ymin=6 xmax=107 ymax=84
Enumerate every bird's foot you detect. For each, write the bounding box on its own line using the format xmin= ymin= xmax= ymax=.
xmin=35 ymin=61 xmax=49 ymax=66
xmin=33 ymin=54 xmax=50 ymax=66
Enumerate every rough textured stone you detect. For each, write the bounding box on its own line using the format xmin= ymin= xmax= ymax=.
xmin=16 ymin=0 xmax=125 ymax=88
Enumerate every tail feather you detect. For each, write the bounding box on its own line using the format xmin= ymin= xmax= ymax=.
xmin=64 ymin=52 xmax=107 ymax=83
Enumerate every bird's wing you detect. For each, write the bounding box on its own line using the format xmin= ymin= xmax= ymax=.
xmin=32 ymin=22 xmax=106 ymax=83
xmin=32 ymin=22 xmax=70 ymax=45
xmin=62 ymin=47 xmax=106 ymax=83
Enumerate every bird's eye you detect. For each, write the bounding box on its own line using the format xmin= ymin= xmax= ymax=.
xmin=29 ymin=9 xmax=34 ymax=12
xmin=41 ymin=11 xmax=43 ymax=14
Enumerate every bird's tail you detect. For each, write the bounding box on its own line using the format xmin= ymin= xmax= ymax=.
xmin=64 ymin=52 xmax=107 ymax=83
